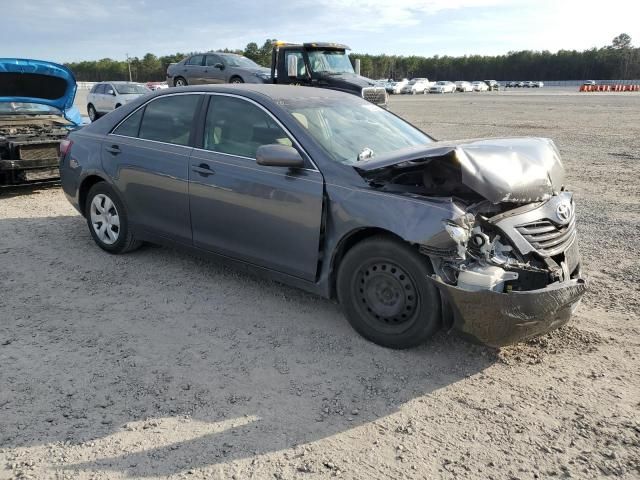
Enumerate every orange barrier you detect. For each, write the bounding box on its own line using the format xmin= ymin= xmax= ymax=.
xmin=579 ymin=83 xmax=640 ymax=92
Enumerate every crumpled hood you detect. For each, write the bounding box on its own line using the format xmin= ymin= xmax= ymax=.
xmin=355 ymin=137 xmax=565 ymax=204
xmin=0 ymin=58 xmax=81 ymax=125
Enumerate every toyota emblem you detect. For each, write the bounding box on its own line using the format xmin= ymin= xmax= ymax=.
xmin=556 ymin=202 xmax=572 ymax=223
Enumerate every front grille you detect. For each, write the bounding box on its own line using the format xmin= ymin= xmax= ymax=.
xmin=516 ymin=215 xmax=576 ymax=257
xmin=17 ymin=143 xmax=60 ymax=161
xmin=362 ymin=87 xmax=388 ymax=106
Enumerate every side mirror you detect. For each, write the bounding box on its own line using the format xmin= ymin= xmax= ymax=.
xmin=214 ymin=63 xmax=225 ymax=70
xmin=287 ymin=55 xmax=298 ymax=78
xmin=256 ymin=144 xmax=304 ymax=168
xmin=107 ymin=89 xmax=115 ymax=96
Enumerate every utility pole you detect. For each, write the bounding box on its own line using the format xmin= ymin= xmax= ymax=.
xmin=126 ymin=53 xmax=132 ymax=82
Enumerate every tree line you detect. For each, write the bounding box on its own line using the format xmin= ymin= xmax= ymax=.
xmin=65 ymin=34 xmax=638 ymax=83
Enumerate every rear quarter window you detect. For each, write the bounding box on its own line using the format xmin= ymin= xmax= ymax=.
xmin=112 ymin=108 xmax=143 ymax=137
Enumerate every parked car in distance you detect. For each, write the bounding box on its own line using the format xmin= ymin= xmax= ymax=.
xmin=146 ymin=82 xmax=168 ymax=91
xmin=87 ymin=82 xmax=150 ymax=121
xmin=523 ymin=81 xmax=536 ymax=88
xmin=484 ymin=80 xmax=499 ymax=91
xmin=533 ymin=81 xmax=544 ymax=88
xmin=455 ymin=81 xmax=473 ymax=92
xmin=60 ymin=84 xmax=585 ymax=350
xmin=410 ymin=78 xmax=431 ymax=94
xmin=167 ymin=52 xmax=271 ymax=87
xmin=400 ymin=79 xmax=419 ymax=94
xmin=583 ymin=80 xmax=597 ymax=86
xmin=471 ymin=81 xmax=489 ymax=91
xmin=388 ymin=78 xmax=408 ymax=94
xmin=429 ymin=81 xmax=456 ymax=94
xmin=0 ymin=58 xmax=81 ymax=185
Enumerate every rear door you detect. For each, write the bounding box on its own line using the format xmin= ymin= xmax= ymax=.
xmin=183 ymin=55 xmax=205 ymax=84
xmin=188 ymin=94 xmax=324 ymax=281
xmin=103 ymin=93 xmax=204 ymax=243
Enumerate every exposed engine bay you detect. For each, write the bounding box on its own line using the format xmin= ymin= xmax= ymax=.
xmin=0 ymin=116 xmax=69 ymax=185
xmin=355 ymin=137 xmax=586 ymax=345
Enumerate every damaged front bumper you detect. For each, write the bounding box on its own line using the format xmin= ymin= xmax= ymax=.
xmin=430 ymin=276 xmax=587 ymax=347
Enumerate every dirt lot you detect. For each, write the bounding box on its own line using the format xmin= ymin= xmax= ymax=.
xmin=1 ymin=89 xmax=639 ymax=479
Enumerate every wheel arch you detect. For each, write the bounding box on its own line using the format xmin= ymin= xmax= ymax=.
xmin=78 ymin=174 xmax=109 ymax=217
xmin=329 ymin=227 xmax=428 ymax=299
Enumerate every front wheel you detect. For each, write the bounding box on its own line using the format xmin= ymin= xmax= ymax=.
xmin=87 ymin=104 xmax=98 ymax=122
xmin=337 ymin=236 xmax=441 ymax=349
xmin=85 ymin=182 xmax=141 ymax=254
xmin=230 ymin=77 xmax=244 ymax=84
xmin=174 ymin=77 xmax=187 ymax=87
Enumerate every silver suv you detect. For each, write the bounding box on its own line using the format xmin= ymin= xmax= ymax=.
xmin=87 ymin=82 xmax=150 ymax=121
xmin=166 ymin=52 xmax=271 ymax=87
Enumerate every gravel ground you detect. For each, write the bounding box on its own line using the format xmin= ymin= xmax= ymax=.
xmin=1 ymin=89 xmax=639 ymax=479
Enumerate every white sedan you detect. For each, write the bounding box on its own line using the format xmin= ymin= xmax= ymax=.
xmin=429 ymin=81 xmax=456 ymax=94
xmin=455 ymin=81 xmax=473 ymax=92
xmin=471 ymin=81 xmax=489 ymax=92
xmin=410 ymin=78 xmax=432 ymax=94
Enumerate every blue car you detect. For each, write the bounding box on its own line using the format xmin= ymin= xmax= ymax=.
xmin=0 ymin=58 xmax=81 ymax=186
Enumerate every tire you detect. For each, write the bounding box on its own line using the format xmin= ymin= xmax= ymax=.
xmin=174 ymin=77 xmax=187 ymax=87
xmin=85 ymin=182 xmax=141 ymax=254
xmin=230 ymin=76 xmax=244 ymax=84
xmin=115 ymin=103 xmax=122 ymax=109
xmin=87 ymin=104 xmax=98 ymax=122
xmin=423 ymin=89 xmax=428 ymax=94
xmin=336 ymin=236 xmax=441 ymax=349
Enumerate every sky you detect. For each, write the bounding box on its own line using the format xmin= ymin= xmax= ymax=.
xmin=1 ymin=0 xmax=639 ymax=62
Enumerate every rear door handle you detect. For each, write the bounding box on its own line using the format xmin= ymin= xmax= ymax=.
xmin=192 ymin=163 xmax=215 ymax=176
xmin=105 ymin=145 xmax=121 ymax=155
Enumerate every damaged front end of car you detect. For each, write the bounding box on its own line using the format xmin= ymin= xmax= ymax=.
xmin=0 ymin=58 xmax=81 ymax=186
xmin=356 ymin=137 xmax=587 ymax=347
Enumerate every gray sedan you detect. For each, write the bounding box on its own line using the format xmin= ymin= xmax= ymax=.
xmin=167 ymin=52 xmax=271 ymax=87
xmin=60 ymin=85 xmax=585 ymax=349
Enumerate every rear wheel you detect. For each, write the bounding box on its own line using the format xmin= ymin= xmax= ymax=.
xmin=337 ymin=236 xmax=441 ymax=349
xmin=85 ymin=182 xmax=141 ymax=254
xmin=174 ymin=77 xmax=187 ymax=87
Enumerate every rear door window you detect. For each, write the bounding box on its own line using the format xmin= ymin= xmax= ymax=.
xmin=138 ymin=95 xmax=201 ymax=146
xmin=203 ymin=96 xmax=292 ymax=159
xmin=186 ymin=55 xmax=204 ymax=66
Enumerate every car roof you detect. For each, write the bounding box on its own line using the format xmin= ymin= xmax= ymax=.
xmin=152 ymin=84 xmax=356 ymax=102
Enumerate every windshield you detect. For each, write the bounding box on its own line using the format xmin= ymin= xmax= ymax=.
xmin=223 ymin=55 xmax=260 ymax=69
xmin=281 ymin=96 xmax=432 ymax=164
xmin=0 ymin=102 xmax=61 ymax=115
xmin=114 ymin=84 xmax=149 ymax=95
xmin=307 ymin=49 xmax=355 ymax=75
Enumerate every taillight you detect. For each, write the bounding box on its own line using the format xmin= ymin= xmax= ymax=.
xmin=59 ymin=138 xmax=73 ymax=158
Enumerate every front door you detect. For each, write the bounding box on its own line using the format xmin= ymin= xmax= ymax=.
xmin=103 ymin=94 xmax=203 ymax=243
xmin=188 ymin=94 xmax=324 ymax=281
xmin=203 ymin=55 xmax=225 ymax=84
xmin=278 ymin=49 xmax=310 ymax=86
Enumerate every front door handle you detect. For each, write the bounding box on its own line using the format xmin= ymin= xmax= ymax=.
xmin=105 ymin=145 xmax=120 ymax=155
xmin=192 ymin=163 xmax=215 ymax=176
